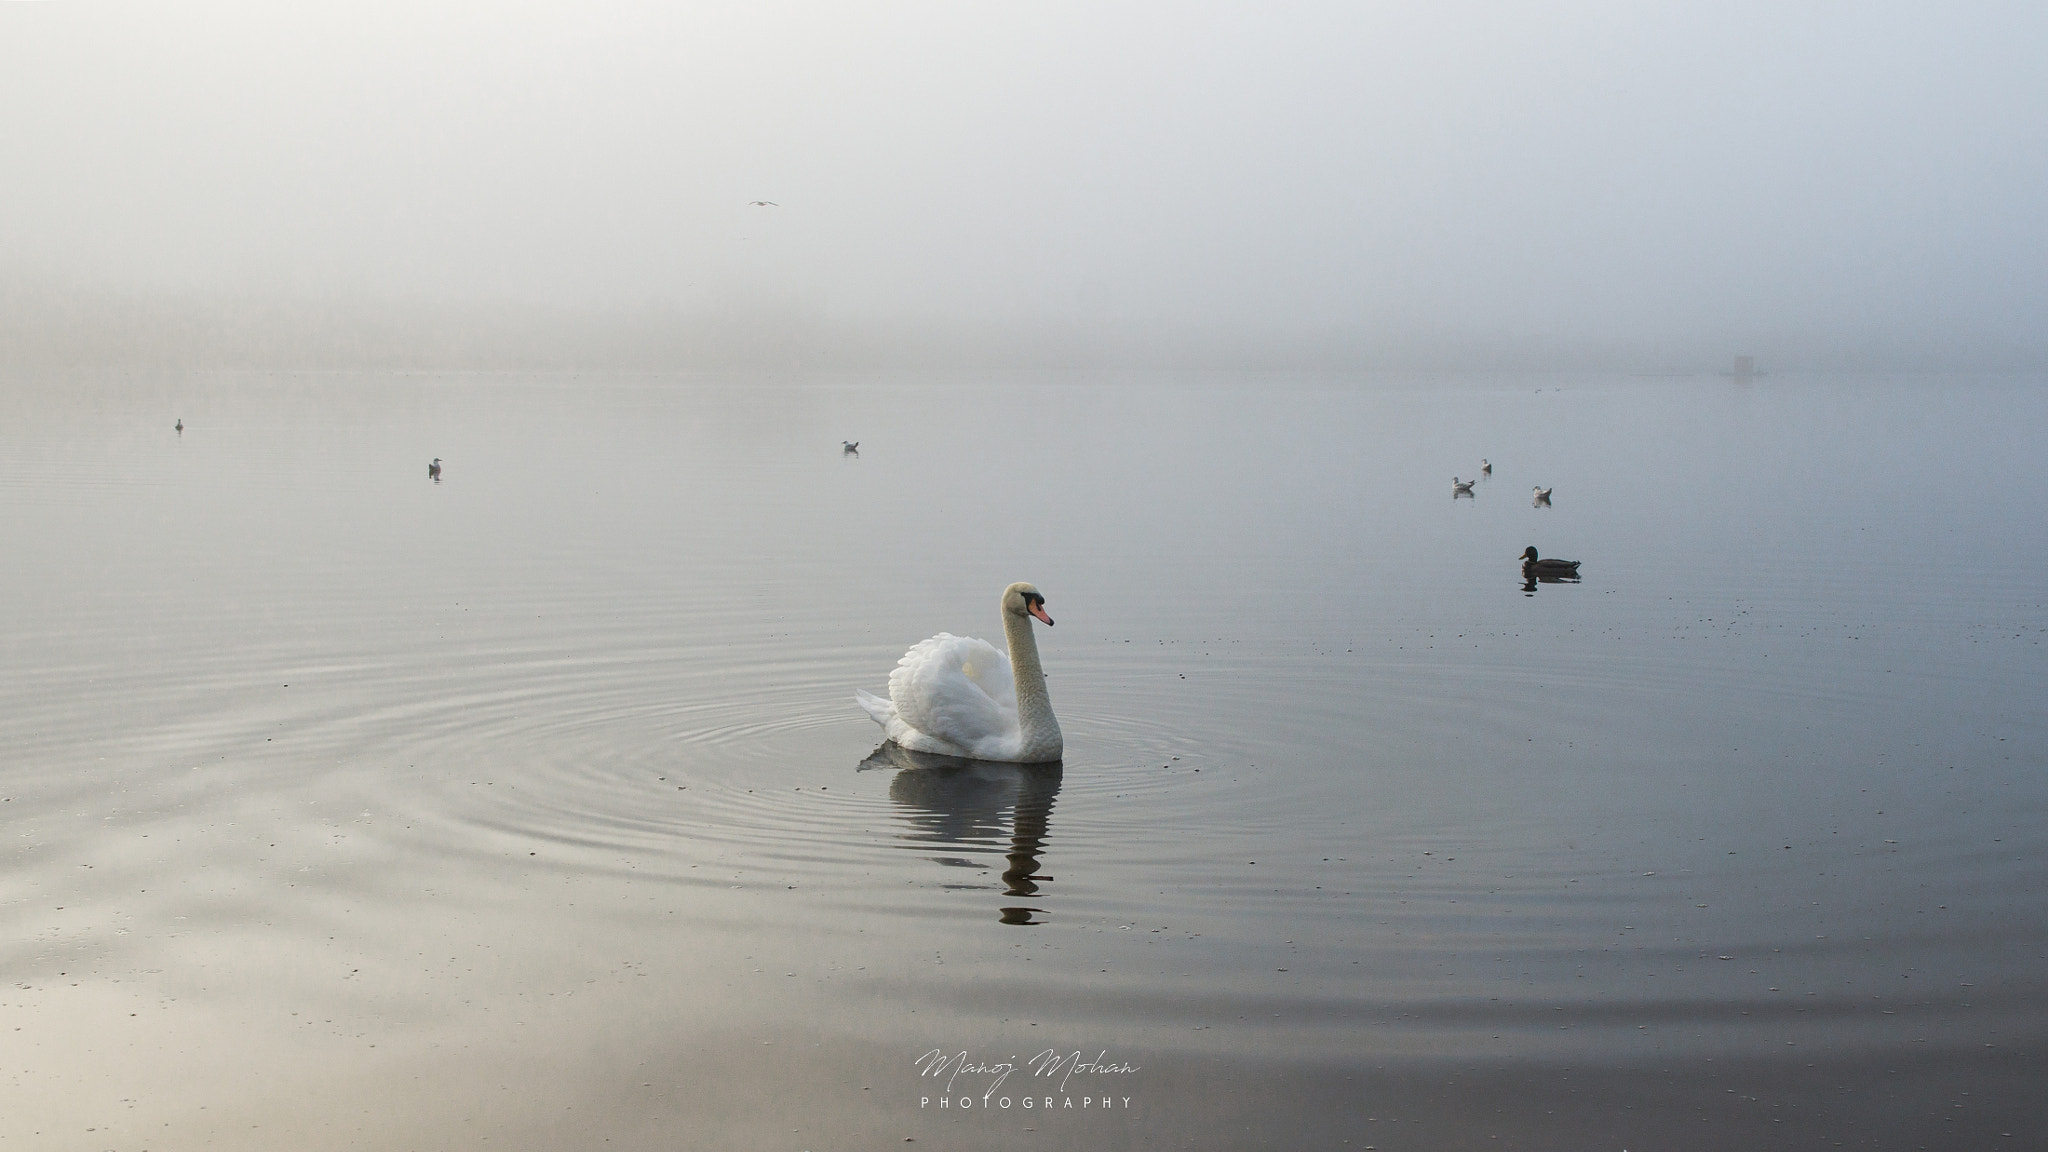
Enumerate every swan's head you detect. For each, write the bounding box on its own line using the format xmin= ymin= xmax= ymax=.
xmin=1003 ymin=582 xmax=1054 ymax=626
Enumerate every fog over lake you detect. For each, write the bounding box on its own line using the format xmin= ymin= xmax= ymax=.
xmin=6 ymin=3 xmax=2047 ymax=369
xmin=3 ymin=5 xmax=2046 ymax=1151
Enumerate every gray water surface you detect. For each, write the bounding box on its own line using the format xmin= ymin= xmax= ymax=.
xmin=2 ymin=369 xmax=2043 ymax=1149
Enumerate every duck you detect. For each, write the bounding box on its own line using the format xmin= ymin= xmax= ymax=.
xmin=857 ymin=582 xmax=1063 ymax=763
xmin=842 ymin=441 xmax=860 ymax=455
xmin=1532 ymin=485 xmax=1551 ymax=503
xmin=1520 ymin=546 xmax=1580 ymax=577
xmin=1480 ymin=458 xmax=1491 ymax=475
xmin=174 ymin=418 xmax=183 ymax=433
xmin=428 ymin=458 xmax=442 ymax=480
xmin=1452 ymin=476 xmax=1476 ymax=496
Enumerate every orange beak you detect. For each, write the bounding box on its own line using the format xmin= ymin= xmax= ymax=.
xmin=1030 ymin=602 xmax=1054 ymax=626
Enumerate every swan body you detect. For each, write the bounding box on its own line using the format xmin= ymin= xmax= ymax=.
xmin=857 ymin=582 xmax=1062 ymax=763
xmin=1520 ymin=546 xmax=1580 ymax=577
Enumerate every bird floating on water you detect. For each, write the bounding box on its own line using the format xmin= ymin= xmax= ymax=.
xmin=428 ymin=458 xmax=442 ymax=480
xmin=843 ymin=441 xmax=860 ymax=455
xmin=857 ymin=582 xmax=1062 ymax=763
xmin=1532 ymin=485 xmax=1552 ymax=504
xmin=1481 ymin=458 xmax=1491 ymax=475
xmin=1452 ymin=476 xmax=1475 ymax=496
xmin=174 ymin=418 xmax=183 ymax=433
xmin=1520 ymin=546 xmax=1580 ymax=578
xmin=749 ymin=200 xmax=779 ymax=207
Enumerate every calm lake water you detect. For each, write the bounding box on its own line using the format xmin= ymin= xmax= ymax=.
xmin=2 ymin=368 xmax=2043 ymax=1150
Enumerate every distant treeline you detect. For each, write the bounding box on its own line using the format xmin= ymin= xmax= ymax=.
xmin=0 ymin=282 xmax=893 ymax=370
xmin=3 ymin=279 xmax=2039 ymax=373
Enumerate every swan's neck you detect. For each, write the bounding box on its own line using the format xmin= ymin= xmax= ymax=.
xmin=1003 ymin=610 xmax=1062 ymax=757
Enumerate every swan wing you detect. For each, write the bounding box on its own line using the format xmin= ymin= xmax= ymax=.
xmin=856 ymin=689 xmax=896 ymax=726
xmin=886 ymin=633 xmax=1018 ymax=751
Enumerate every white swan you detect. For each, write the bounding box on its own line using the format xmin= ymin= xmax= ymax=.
xmin=857 ymin=582 xmax=1063 ymax=763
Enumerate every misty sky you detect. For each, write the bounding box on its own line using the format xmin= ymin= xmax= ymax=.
xmin=6 ymin=2 xmax=2046 ymax=364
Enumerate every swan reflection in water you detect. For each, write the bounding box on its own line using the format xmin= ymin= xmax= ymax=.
xmin=858 ymin=743 xmax=1063 ymax=925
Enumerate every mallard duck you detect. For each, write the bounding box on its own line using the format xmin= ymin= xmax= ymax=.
xmin=1452 ymin=476 xmax=1475 ymax=495
xmin=1520 ymin=546 xmax=1579 ymax=577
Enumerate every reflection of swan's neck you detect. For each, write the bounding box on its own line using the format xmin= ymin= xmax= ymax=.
xmin=1002 ymin=610 xmax=1062 ymax=758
